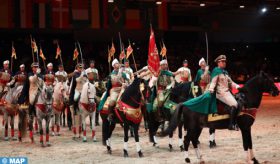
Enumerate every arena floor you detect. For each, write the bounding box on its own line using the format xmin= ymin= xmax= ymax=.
xmin=0 ymin=96 xmax=279 ymax=164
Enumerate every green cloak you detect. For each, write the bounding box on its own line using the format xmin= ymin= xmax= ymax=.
xmin=194 ymin=69 xmax=210 ymax=83
xmin=182 ymin=91 xmax=217 ymax=114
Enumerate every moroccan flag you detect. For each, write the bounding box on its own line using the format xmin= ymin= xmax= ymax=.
xmin=119 ymin=44 xmax=125 ymax=61
xmin=160 ymin=42 xmax=167 ymax=57
xmin=148 ymin=27 xmax=160 ymax=77
xmin=126 ymin=44 xmax=133 ymax=59
xmin=31 ymin=39 xmax=38 ymax=53
xmin=56 ymin=44 xmax=61 ymax=59
xmin=73 ymin=48 xmax=79 ymax=61
xmin=11 ymin=45 xmax=17 ymax=59
xmin=39 ymin=48 xmax=46 ymax=61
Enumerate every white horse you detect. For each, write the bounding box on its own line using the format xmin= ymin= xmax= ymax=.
xmin=35 ymin=84 xmax=54 ymax=147
xmin=51 ymin=82 xmax=68 ymax=136
xmin=78 ymin=81 xmax=97 ymax=142
xmin=0 ymin=85 xmax=23 ymax=141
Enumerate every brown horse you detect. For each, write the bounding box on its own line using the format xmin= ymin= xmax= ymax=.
xmin=162 ymin=72 xmax=279 ymax=163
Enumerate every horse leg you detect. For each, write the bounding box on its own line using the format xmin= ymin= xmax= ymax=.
xmin=62 ymin=108 xmax=66 ymax=127
xmin=134 ymin=124 xmax=143 ymax=157
xmin=18 ymin=111 xmax=22 ymax=142
xmin=51 ymin=113 xmax=55 ymax=136
xmin=34 ymin=117 xmax=39 ymax=134
xmin=82 ymin=113 xmax=87 ymax=142
xmin=106 ymin=121 xmax=116 ymax=154
xmin=66 ymin=106 xmax=72 ymax=130
xmin=28 ymin=107 xmax=34 ymax=143
xmin=91 ymin=111 xmax=96 ymax=142
xmin=10 ymin=116 xmax=16 ymax=141
xmin=56 ymin=113 xmax=61 ymax=136
xmin=209 ymin=128 xmax=216 ymax=148
xmin=102 ymin=118 xmax=108 ymax=146
xmin=70 ymin=105 xmax=77 ymax=139
xmin=191 ymin=128 xmax=204 ymax=163
xmin=78 ymin=114 xmax=82 ymax=138
xmin=168 ymin=130 xmax=174 ymax=152
xmin=95 ymin=109 xmax=100 ymax=126
xmin=46 ymin=116 xmax=51 ymax=146
xmin=178 ymin=123 xmax=184 ymax=152
xmin=38 ymin=118 xmax=44 ymax=147
xmin=184 ymin=130 xmax=192 ymax=163
xmin=241 ymin=128 xmax=259 ymax=164
xmin=130 ymin=126 xmax=134 ymax=137
xmin=89 ymin=115 xmax=92 ymax=130
xmin=123 ymin=122 xmax=129 ymax=157
xmin=4 ymin=113 xmax=9 ymax=141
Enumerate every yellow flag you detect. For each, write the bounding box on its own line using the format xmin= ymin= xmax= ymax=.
xmin=11 ymin=45 xmax=17 ymax=59
xmin=126 ymin=44 xmax=133 ymax=59
xmin=73 ymin=48 xmax=79 ymax=61
xmin=160 ymin=44 xmax=167 ymax=57
xmin=39 ymin=48 xmax=46 ymax=60
xmin=56 ymin=45 xmax=61 ymax=59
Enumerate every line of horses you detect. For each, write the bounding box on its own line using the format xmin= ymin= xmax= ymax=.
xmin=0 ymin=71 xmax=278 ymax=164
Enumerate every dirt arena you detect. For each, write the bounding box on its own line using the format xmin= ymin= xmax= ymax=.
xmin=0 ymin=96 xmax=279 ymax=164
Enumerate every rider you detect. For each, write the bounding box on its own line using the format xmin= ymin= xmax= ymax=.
xmin=55 ymin=64 xmax=68 ymax=83
xmin=123 ymin=59 xmax=134 ymax=83
xmin=0 ymin=60 xmax=13 ymax=98
xmin=194 ymin=58 xmax=211 ymax=93
xmin=208 ymin=55 xmax=240 ymax=130
xmin=18 ymin=62 xmax=43 ymax=140
xmin=173 ymin=60 xmax=192 ymax=83
xmin=153 ymin=60 xmax=175 ymax=117
xmin=107 ymin=59 xmax=129 ymax=120
xmin=13 ymin=64 xmax=27 ymax=87
xmin=85 ymin=60 xmax=99 ymax=82
xmin=44 ymin=63 xmax=55 ymax=86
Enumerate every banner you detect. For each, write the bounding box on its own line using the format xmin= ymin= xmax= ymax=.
xmin=148 ymin=28 xmax=160 ymax=77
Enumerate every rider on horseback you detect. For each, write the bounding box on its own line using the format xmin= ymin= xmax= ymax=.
xmin=173 ymin=60 xmax=192 ymax=83
xmin=107 ymin=59 xmax=129 ymax=121
xmin=194 ymin=58 xmax=211 ymax=93
xmin=123 ymin=59 xmax=134 ymax=84
xmin=13 ymin=64 xmax=27 ymax=87
xmin=55 ymin=64 xmax=68 ymax=83
xmin=208 ymin=55 xmax=240 ymax=130
xmin=85 ymin=60 xmax=99 ymax=82
xmin=0 ymin=60 xmax=13 ymax=99
xmin=44 ymin=63 xmax=55 ymax=86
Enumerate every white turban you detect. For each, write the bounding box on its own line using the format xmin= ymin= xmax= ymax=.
xmin=47 ymin=63 xmax=53 ymax=67
xmin=20 ymin=64 xmax=25 ymax=68
xmin=85 ymin=68 xmax=94 ymax=74
xmin=3 ymin=60 xmax=9 ymax=65
xmin=199 ymin=58 xmax=206 ymax=66
xmin=160 ymin=59 xmax=168 ymax=65
xmin=112 ymin=59 xmax=119 ymax=67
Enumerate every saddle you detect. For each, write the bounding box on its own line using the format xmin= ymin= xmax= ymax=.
xmin=208 ymin=100 xmax=231 ymax=122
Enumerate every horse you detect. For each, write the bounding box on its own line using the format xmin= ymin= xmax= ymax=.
xmin=100 ymin=77 xmax=144 ymax=157
xmin=94 ymin=80 xmax=107 ymax=126
xmin=162 ymin=71 xmax=279 ymax=163
xmin=35 ymin=84 xmax=54 ymax=147
xmin=144 ymin=81 xmax=202 ymax=151
xmin=51 ymin=81 xmax=68 ymax=136
xmin=78 ymin=81 xmax=97 ymax=142
xmin=0 ymin=84 xmax=23 ymax=141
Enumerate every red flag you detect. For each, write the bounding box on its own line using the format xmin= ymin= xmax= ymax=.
xmin=56 ymin=44 xmax=61 ymax=59
xmin=148 ymin=28 xmax=160 ymax=77
xmin=126 ymin=44 xmax=133 ymax=59
xmin=39 ymin=48 xmax=46 ymax=60
xmin=11 ymin=45 xmax=17 ymax=59
xmin=73 ymin=48 xmax=79 ymax=61
xmin=119 ymin=44 xmax=125 ymax=60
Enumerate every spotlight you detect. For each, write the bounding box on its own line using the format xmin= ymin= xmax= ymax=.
xmin=239 ymin=5 xmax=245 ymax=9
xmin=276 ymin=7 xmax=280 ymax=10
xmin=200 ymin=3 xmax=205 ymax=7
xmin=156 ymin=1 xmax=162 ymax=5
xmin=261 ymin=7 xmax=267 ymax=13
xmin=108 ymin=0 xmax=114 ymax=3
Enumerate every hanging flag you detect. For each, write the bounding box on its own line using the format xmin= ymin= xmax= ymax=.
xmin=160 ymin=42 xmax=167 ymax=57
xmin=126 ymin=44 xmax=133 ymax=59
xmin=56 ymin=44 xmax=61 ymax=59
xmin=11 ymin=45 xmax=17 ymax=59
xmin=119 ymin=44 xmax=125 ymax=61
xmin=39 ymin=48 xmax=46 ymax=60
xmin=148 ymin=27 xmax=160 ymax=77
xmin=31 ymin=39 xmax=38 ymax=53
xmin=109 ymin=42 xmax=116 ymax=58
xmin=52 ymin=0 xmax=69 ymax=28
xmin=73 ymin=47 xmax=79 ymax=61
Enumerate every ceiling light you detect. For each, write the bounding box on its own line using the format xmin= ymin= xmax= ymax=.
xmin=200 ymin=3 xmax=205 ymax=7
xmin=156 ymin=1 xmax=162 ymax=5
xmin=276 ymin=7 xmax=280 ymax=10
xmin=108 ymin=0 xmax=114 ymax=3
xmin=239 ymin=5 xmax=245 ymax=9
xmin=261 ymin=7 xmax=267 ymax=13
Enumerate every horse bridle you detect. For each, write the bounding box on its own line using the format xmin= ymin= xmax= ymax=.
xmin=44 ymin=86 xmax=53 ymax=113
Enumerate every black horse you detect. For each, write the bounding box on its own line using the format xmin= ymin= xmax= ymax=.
xmin=100 ymin=77 xmax=144 ymax=157
xmin=162 ymin=72 xmax=279 ymax=163
xmin=144 ymin=81 xmax=202 ymax=151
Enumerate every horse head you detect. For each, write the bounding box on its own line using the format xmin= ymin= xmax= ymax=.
xmin=44 ymin=85 xmax=54 ymax=113
xmin=86 ymin=82 xmax=96 ymax=106
xmin=259 ymin=71 xmax=279 ymax=97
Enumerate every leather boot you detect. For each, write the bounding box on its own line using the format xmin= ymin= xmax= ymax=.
xmin=228 ymin=106 xmax=238 ymax=131
xmin=107 ymin=105 xmax=114 ymax=122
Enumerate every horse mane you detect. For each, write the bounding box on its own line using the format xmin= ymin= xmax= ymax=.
xmin=120 ymin=78 xmax=142 ymax=108
xmin=169 ymin=82 xmax=192 ymax=103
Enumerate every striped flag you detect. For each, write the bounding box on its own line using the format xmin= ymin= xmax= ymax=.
xmin=160 ymin=42 xmax=167 ymax=57
xmin=39 ymin=48 xmax=46 ymax=61
xmin=52 ymin=0 xmax=69 ymax=28
xmin=19 ymin=0 xmax=33 ymax=28
xmin=126 ymin=44 xmax=133 ymax=59
xmin=119 ymin=44 xmax=125 ymax=61
xmin=73 ymin=48 xmax=79 ymax=61
xmin=109 ymin=42 xmax=116 ymax=58
xmin=31 ymin=39 xmax=38 ymax=53
xmin=0 ymin=0 xmax=13 ymax=28
xmin=56 ymin=44 xmax=61 ymax=59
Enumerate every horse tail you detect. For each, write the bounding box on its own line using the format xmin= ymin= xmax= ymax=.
xmin=161 ymin=103 xmax=184 ymax=137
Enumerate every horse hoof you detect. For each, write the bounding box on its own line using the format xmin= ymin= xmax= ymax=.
xmin=57 ymin=133 xmax=61 ymax=136
xmin=209 ymin=141 xmax=217 ymax=149
xmin=12 ymin=137 xmax=17 ymax=141
xmin=51 ymin=132 xmax=55 ymax=136
xmin=200 ymin=160 xmax=205 ymax=164
xmin=180 ymin=146 xmax=184 ymax=152
xmin=123 ymin=149 xmax=129 ymax=158
xmin=197 ymin=140 xmax=200 ymax=145
xmin=138 ymin=151 xmax=144 ymax=158
xmin=40 ymin=142 xmax=44 ymax=147
xmin=46 ymin=142 xmax=51 ymax=147
xmin=83 ymin=138 xmax=87 ymax=142
xmin=185 ymin=158 xmax=191 ymax=163
xmin=4 ymin=137 xmax=9 ymax=141
xmin=93 ymin=138 xmax=97 ymax=142
xmin=252 ymin=157 xmax=259 ymax=164
xmin=19 ymin=138 xmax=22 ymax=142
xmin=168 ymin=144 xmax=173 ymax=152
xmin=153 ymin=143 xmax=159 ymax=148
xmin=107 ymin=146 xmax=112 ymax=154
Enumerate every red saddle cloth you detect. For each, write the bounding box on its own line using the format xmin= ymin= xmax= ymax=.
xmin=216 ymin=100 xmax=230 ymax=115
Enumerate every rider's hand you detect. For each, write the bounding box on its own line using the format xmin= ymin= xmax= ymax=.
xmin=205 ymin=66 xmax=209 ymax=71
xmin=36 ymin=68 xmax=41 ymax=74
